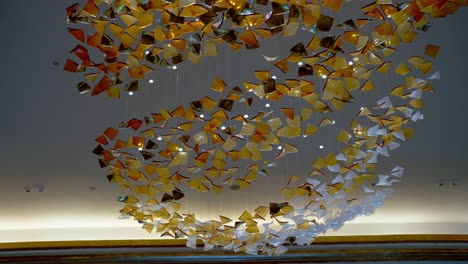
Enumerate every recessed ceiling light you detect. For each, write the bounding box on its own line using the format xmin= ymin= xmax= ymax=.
xmin=277 ymin=146 xmax=283 ymax=150
xmin=243 ymin=114 xmax=249 ymax=118
xmin=178 ymin=148 xmax=183 ymax=151
xmin=272 ymin=76 xmax=277 ymax=79
xmin=319 ymin=145 xmax=324 ymax=149
xmin=303 ymin=135 xmax=307 ymax=138
xmin=221 ymin=126 xmax=226 ymax=130
xmin=145 ymin=50 xmax=150 ymax=55
xmin=128 ymin=91 xmax=134 ymax=96
xmin=321 ymin=75 xmax=327 ymax=79
xmin=138 ymin=147 xmax=143 ymax=151
xmin=148 ymin=79 xmax=154 ymax=84
xmin=200 ymin=114 xmax=205 ymax=118
xmin=360 ymin=107 xmax=364 ymax=110
xmin=157 ymin=136 xmax=162 ymax=141
xmin=298 ymin=62 xmax=304 ymax=66
xmin=348 ymin=61 xmax=354 ymax=65
xmin=172 ymin=65 xmax=177 ymax=70
xmin=331 ymin=120 xmax=336 ymax=124
xmin=265 ymin=103 xmax=270 ymax=108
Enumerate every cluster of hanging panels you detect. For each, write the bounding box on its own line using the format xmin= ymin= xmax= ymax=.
xmin=65 ymin=0 xmax=465 ymax=256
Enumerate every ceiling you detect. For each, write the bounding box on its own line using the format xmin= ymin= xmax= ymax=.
xmin=0 ymin=0 xmax=467 ymax=242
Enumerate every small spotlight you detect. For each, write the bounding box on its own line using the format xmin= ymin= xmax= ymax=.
xmin=157 ymin=136 xmax=162 ymax=141
xmin=272 ymin=76 xmax=277 ymax=79
xmin=331 ymin=120 xmax=336 ymax=124
xmin=303 ymin=135 xmax=307 ymax=138
xmin=178 ymin=148 xmax=183 ymax=152
xmin=319 ymin=145 xmax=324 ymax=149
xmin=321 ymin=75 xmax=327 ymax=79
xmin=348 ymin=61 xmax=354 ymax=65
xmin=200 ymin=114 xmax=205 ymax=118
xmin=221 ymin=126 xmax=226 ymax=130
xmin=298 ymin=62 xmax=304 ymax=66
xmin=360 ymin=107 xmax=365 ymax=110
xmin=138 ymin=147 xmax=143 ymax=151
xmin=148 ymin=79 xmax=154 ymax=84
xmin=172 ymin=65 xmax=177 ymax=70
xmin=265 ymin=103 xmax=271 ymax=108
xmin=128 ymin=91 xmax=134 ymax=96
xmin=243 ymin=114 xmax=249 ymax=118
xmin=277 ymin=146 xmax=283 ymax=150
xmin=145 ymin=50 xmax=150 ymax=55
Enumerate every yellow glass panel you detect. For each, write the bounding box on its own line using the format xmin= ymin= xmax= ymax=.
xmin=281 ymin=108 xmax=295 ymax=119
xmin=301 ymin=107 xmax=313 ymax=121
xmin=227 ymin=0 xmax=247 ymax=11
xmin=337 ymin=129 xmax=352 ymax=143
xmin=394 ymin=62 xmax=411 ymax=75
xmin=424 ymin=44 xmax=440 ymax=58
xmin=107 ymin=86 xmax=120 ymax=98
xmin=181 ymin=5 xmax=209 ymax=17
xmin=307 ymin=35 xmax=321 ymax=51
xmin=369 ymin=52 xmax=383 ymax=65
xmin=204 ymin=41 xmax=217 ymax=56
xmin=285 ymin=143 xmax=298 ymax=153
xmin=277 ymin=126 xmax=301 ymax=138
xmin=377 ymin=62 xmax=392 ymax=73
xmin=357 ymin=18 xmax=371 ymax=28
xmin=236 ymin=180 xmax=251 ymax=189
xmin=266 ymin=133 xmax=281 ymax=145
xmin=239 ymin=29 xmax=258 ymax=46
xmin=304 ymin=124 xmax=318 ymax=136
xmin=323 ymin=0 xmax=343 ymax=11
xmin=153 ymin=27 xmax=166 ymax=42
xmin=208 ymin=77 xmax=227 ymax=93
xmin=255 ymin=71 xmax=270 ymax=82
xmin=274 ymin=58 xmax=289 ymax=73
xmin=375 ymin=21 xmax=394 ymax=36
xmin=343 ymin=30 xmax=359 ymax=45
xmin=360 ymin=80 xmax=375 ymax=92
xmin=419 ymin=61 xmax=433 ymax=75
xmin=313 ymin=64 xmax=330 ymax=77
xmin=408 ymin=56 xmax=424 ymax=68
xmin=281 ymin=187 xmax=296 ymax=200
xmin=403 ymin=128 xmax=414 ymax=139
xmin=409 ymin=98 xmax=424 ymax=108
xmin=344 ymin=78 xmax=360 ymax=91
xmin=222 ymin=138 xmax=237 ymax=151
xmin=318 ymin=117 xmax=334 ymax=127
xmin=120 ymin=14 xmax=138 ymax=26
xmin=266 ymin=117 xmax=282 ymax=131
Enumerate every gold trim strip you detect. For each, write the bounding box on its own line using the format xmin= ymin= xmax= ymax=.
xmin=1 ymin=234 xmax=467 ymax=251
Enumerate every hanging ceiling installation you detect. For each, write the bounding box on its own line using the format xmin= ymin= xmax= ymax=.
xmin=63 ymin=0 xmax=466 ymax=256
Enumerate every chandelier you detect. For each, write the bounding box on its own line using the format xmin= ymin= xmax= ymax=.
xmin=65 ymin=0 xmax=464 ymax=256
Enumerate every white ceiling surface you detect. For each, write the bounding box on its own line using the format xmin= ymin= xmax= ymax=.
xmin=0 ymin=1 xmax=467 ymax=242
